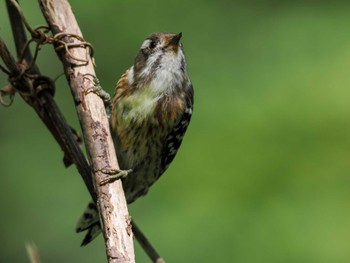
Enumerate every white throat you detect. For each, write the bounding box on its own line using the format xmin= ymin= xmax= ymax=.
xmin=151 ymin=52 xmax=185 ymax=95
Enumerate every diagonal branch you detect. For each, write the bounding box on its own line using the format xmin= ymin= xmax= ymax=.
xmin=37 ymin=0 xmax=135 ymax=262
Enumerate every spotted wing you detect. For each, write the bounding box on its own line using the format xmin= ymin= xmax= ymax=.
xmin=161 ymin=83 xmax=194 ymax=173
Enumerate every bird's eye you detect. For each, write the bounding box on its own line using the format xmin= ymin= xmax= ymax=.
xmin=149 ymin=40 xmax=157 ymax=49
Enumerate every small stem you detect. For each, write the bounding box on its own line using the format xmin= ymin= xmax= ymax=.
xmin=132 ymin=221 xmax=165 ymax=263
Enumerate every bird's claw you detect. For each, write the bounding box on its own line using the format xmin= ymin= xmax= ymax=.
xmin=84 ymin=74 xmax=112 ymax=110
xmin=99 ymin=169 xmax=132 ymax=186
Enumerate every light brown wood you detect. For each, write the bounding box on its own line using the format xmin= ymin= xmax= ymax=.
xmin=38 ymin=0 xmax=135 ymax=262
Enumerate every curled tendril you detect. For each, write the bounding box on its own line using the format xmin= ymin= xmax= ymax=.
xmin=4 ymin=0 xmax=94 ymax=102
xmin=0 ymin=64 xmax=11 ymax=75
xmin=18 ymin=26 xmax=51 ymax=64
xmin=53 ymin=33 xmax=95 ymax=66
xmin=33 ymin=75 xmax=56 ymax=97
xmin=8 ymin=0 xmax=36 ymax=36
xmin=0 ymin=85 xmax=16 ymax=107
xmin=8 ymin=0 xmax=95 ymax=72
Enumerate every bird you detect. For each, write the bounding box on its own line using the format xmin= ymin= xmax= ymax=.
xmin=76 ymin=32 xmax=194 ymax=245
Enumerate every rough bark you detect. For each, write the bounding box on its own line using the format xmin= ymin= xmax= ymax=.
xmin=38 ymin=1 xmax=135 ymax=262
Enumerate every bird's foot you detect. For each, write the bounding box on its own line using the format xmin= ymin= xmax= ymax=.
xmin=84 ymin=74 xmax=112 ymax=110
xmin=99 ymin=169 xmax=132 ymax=186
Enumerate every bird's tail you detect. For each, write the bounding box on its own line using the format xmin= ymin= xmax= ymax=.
xmin=76 ymin=201 xmax=101 ymax=246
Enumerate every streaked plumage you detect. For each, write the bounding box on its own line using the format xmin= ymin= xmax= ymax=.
xmin=77 ymin=32 xmax=194 ymax=245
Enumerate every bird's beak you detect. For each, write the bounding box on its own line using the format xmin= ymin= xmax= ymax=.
xmin=169 ymin=32 xmax=182 ymax=48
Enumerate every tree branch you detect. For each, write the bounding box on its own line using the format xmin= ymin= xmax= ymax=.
xmin=132 ymin=221 xmax=165 ymax=263
xmin=37 ymin=0 xmax=135 ymax=262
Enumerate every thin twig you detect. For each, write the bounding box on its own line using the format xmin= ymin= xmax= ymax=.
xmin=132 ymin=221 xmax=165 ymax=263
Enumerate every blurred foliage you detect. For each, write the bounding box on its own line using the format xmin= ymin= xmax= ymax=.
xmin=1 ymin=0 xmax=350 ymax=262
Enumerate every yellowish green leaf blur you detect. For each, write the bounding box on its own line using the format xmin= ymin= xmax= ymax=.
xmin=1 ymin=1 xmax=350 ymax=262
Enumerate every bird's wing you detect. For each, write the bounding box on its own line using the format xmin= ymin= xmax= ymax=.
xmin=160 ymin=82 xmax=194 ymax=174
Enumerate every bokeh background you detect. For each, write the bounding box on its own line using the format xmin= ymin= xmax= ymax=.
xmin=1 ymin=0 xmax=350 ymax=262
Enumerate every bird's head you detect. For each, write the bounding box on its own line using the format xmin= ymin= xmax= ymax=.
xmin=133 ymin=32 xmax=186 ymax=83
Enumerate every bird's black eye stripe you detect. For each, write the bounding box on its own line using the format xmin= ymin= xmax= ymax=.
xmin=149 ymin=40 xmax=157 ymax=49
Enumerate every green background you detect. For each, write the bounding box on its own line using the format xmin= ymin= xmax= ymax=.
xmin=1 ymin=0 xmax=350 ymax=262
